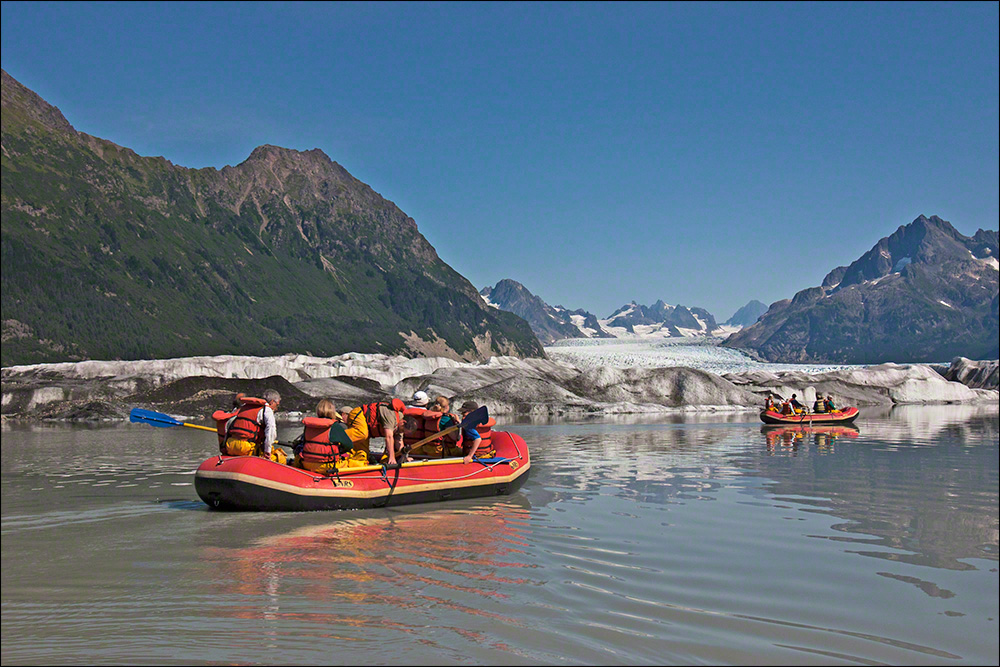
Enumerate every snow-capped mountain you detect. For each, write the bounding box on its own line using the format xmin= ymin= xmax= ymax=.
xmin=723 ymin=215 xmax=999 ymax=363
xmin=481 ymin=281 xmax=725 ymax=343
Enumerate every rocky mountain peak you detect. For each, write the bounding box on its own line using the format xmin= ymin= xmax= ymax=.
xmin=827 ymin=214 xmax=984 ymax=290
xmin=725 ymin=214 xmax=999 ymax=364
xmin=1 ymin=70 xmax=544 ymax=365
xmin=1 ymin=69 xmax=76 ymax=135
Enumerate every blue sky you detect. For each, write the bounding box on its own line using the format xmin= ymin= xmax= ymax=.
xmin=2 ymin=1 xmax=997 ymax=322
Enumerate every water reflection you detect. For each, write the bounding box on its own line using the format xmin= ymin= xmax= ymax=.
xmin=2 ymin=409 xmax=996 ymax=664
xmin=743 ymin=405 xmax=999 ymax=573
xmin=761 ymin=424 xmax=860 ymax=456
xmin=195 ymin=500 xmax=538 ymax=649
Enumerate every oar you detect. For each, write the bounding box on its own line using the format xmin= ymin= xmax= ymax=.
xmin=325 ymin=405 xmax=490 ymax=476
xmin=130 ymin=407 xmax=217 ymax=433
xmin=403 ymin=404 xmax=488 ymax=452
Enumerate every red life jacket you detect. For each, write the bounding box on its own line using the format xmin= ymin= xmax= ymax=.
xmin=212 ymin=409 xmax=237 ymax=447
xmin=360 ymin=399 xmax=405 ymax=438
xmin=402 ymin=407 xmax=445 ymax=446
xmin=227 ymin=396 xmax=268 ymax=443
xmin=299 ymin=417 xmax=351 ymax=464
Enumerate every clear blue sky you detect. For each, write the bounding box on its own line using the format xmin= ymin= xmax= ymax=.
xmin=2 ymin=1 xmax=997 ymax=321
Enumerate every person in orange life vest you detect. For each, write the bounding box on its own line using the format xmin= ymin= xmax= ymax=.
xmin=435 ymin=395 xmax=463 ymax=457
xmin=788 ymin=394 xmax=806 ymax=414
xmin=211 ymin=392 xmax=247 ymax=453
xmin=224 ymin=388 xmax=286 ymax=464
xmin=342 ymin=398 xmax=407 ymax=466
xmin=406 ymin=394 xmax=457 ymax=458
xmin=825 ymin=395 xmax=839 ymax=413
xmin=460 ymin=401 xmax=488 ymax=464
xmin=293 ymin=399 xmax=358 ymax=473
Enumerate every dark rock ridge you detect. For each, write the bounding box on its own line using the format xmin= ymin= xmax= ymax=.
xmin=725 ymin=300 xmax=768 ymax=327
xmin=1 ymin=69 xmax=543 ymax=366
xmin=941 ymin=357 xmax=999 ymax=390
xmin=723 ymin=215 xmax=999 ymax=364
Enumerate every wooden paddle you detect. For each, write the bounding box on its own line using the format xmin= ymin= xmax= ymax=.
xmin=404 ymin=404 xmax=488 ymax=452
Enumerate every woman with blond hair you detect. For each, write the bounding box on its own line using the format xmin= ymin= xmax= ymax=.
xmin=294 ymin=399 xmax=361 ymax=473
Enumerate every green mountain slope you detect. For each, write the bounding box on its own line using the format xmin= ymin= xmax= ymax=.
xmin=1 ymin=70 xmax=543 ymax=366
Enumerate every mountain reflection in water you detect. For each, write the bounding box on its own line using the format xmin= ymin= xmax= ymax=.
xmin=1 ymin=403 xmax=996 ymax=665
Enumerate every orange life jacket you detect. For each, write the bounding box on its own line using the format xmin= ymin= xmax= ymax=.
xmin=212 ymin=409 xmax=237 ymax=448
xmin=463 ymin=417 xmax=496 ymax=457
xmin=226 ymin=396 xmax=268 ymax=443
xmin=360 ymin=399 xmax=405 ymax=438
xmin=299 ymin=417 xmax=352 ymax=464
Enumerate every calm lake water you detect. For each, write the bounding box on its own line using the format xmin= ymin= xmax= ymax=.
xmin=2 ymin=404 xmax=997 ymax=665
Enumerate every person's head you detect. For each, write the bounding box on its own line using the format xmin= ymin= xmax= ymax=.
xmin=411 ymin=390 xmax=430 ymax=407
xmin=263 ymin=389 xmax=281 ymax=409
xmin=340 ymin=406 xmax=355 ymax=422
xmin=435 ymin=395 xmax=450 ymax=412
xmin=827 ymin=395 xmax=833 ymax=400
xmin=232 ymin=392 xmax=246 ymax=408
xmin=791 ymin=394 xmax=797 ymax=399
xmin=460 ymin=400 xmax=479 ymax=415
xmin=316 ymin=398 xmax=337 ymax=420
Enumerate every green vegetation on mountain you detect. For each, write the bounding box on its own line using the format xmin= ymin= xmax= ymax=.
xmin=1 ymin=70 xmax=543 ymax=366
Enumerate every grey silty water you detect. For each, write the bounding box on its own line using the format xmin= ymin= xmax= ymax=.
xmin=2 ymin=403 xmax=997 ymax=665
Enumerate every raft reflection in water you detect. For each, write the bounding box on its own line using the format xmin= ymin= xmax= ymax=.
xmin=198 ymin=499 xmax=536 ymax=645
xmin=762 ymin=424 xmax=860 ymax=455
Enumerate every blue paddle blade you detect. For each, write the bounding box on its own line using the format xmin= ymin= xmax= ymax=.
xmin=130 ymin=407 xmax=183 ymax=427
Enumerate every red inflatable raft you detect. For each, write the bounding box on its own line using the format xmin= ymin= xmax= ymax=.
xmin=195 ymin=430 xmax=530 ymax=511
xmin=759 ymin=406 xmax=860 ymax=425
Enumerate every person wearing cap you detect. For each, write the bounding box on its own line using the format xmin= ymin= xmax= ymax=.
xmin=824 ymin=395 xmax=839 ymax=413
xmin=459 ymin=401 xmax=485 ymax=464
xmin=408 ymin=391 xmax=430 ymax=408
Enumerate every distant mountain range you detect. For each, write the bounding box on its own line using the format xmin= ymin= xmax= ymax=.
xmin=484 ymin=215 xmax=999 ymax=364
xmin=481 ymin=279 xmax=735 ymax=344
xmin=723 ymin=215 xmax=999 ymax=363
xmin=0 ymin=69 xmax=543 ymax=366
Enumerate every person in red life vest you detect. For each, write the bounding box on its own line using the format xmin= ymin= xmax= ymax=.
xmin=402 ymin=390 xmax=431 ymax=440
xmin=292 ymin=399 xmax=359 ymax=473
xmin=459 ymin=401 xmax=495 ymax=464
xmin=211 ymin=392 xmax=247 ymax=453
xmin=223 ymin=389 xmax=286 ymax=464
xmin=408 ymin=390 xmax=430 ymax=409
xmin=341 ymin=398 xmax=407 ymax=466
